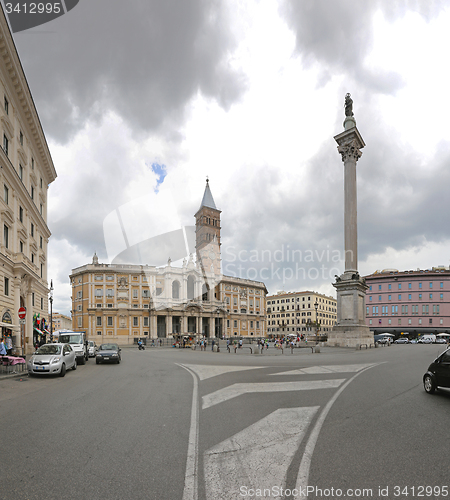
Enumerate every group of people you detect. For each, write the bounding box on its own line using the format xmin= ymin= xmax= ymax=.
xmin=0 ymin=336 xmax=13 ymax=356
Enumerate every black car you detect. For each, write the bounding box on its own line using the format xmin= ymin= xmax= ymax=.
xmin=96 ymin=343 xmax=121 ymax=364
xmin=423 ymin=348 xmax=450 ymax=393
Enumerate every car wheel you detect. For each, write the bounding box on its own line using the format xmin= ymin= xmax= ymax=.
xmin=79 ymin=356 xmax=85 ymax=365
xmin=96 ymin=359 xmax=100 ymax=364
xmin=424 ymin=375 xmax=436 ymax=394
xmin=72 ymin=359 xmax=77 ymax=370
xmin=60 ymin=363 xmax=66 ymax=377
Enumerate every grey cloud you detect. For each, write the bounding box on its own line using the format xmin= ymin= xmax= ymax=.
xmin=14 ymin=0 xmax=245 ymax=143
xmin=279 ymin=0 xmax=446 ymax=94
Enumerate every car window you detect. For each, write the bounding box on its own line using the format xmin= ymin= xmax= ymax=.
xmin=441 ymin=351 xmax=450 ymax=363
xmin=36 ymin=345 xmax=61 ymax=355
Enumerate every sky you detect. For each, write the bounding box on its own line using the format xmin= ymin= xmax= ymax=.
xmin=7 ymin=0 xmax=450 ymax=315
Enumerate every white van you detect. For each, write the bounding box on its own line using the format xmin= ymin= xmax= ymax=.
xmin=418 ymin=334 xmax=436 ymax=344
xmin=58 ymin=331 xmax=88 ymax=364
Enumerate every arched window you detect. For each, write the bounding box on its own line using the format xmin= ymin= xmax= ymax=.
xmin=172 ymin=280 xmax=180 ymax=299
xmin=187 ymin=275 xmax=195 ymax=300
xmin=202 ymin=283 xmax=209 ymax=302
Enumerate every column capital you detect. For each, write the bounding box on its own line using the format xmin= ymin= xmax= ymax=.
xmin=334 ymin=126 xmax=365 ymax=163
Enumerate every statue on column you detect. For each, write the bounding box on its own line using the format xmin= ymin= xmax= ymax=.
xmin=344 ymin=93 xmax=353 ymax=117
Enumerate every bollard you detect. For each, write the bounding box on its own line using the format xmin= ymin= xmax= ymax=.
xmin=314 ymin=345 xmax=320 ymax=353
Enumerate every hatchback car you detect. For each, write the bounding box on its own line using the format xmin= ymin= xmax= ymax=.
xmin=28 ymin=343 xmax=77 ymax=377
xmin=96 ymin=343 xmax=121 ymax=364
xmin=423 ymin=348 xmax=450 ymax=393
xmin=394 ymin=338 xmax=409 ymax=344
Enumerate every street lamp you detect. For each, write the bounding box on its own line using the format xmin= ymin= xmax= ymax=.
xmin=314 ymin=299 xmax=318 ymax=341
xmin=49 ymin=280 xmax=53 ymax=343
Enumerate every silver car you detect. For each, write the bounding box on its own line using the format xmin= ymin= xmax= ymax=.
xmin=28 ymin=343 xmax=77 ymax=377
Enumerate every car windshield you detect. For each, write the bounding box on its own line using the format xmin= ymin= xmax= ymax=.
xmin=36 ymin=345 xmax=62 ymax=355
xmin=99 ymin=344 xmax=117 ymax=350
xmin=59 ymin=334 xmax=83 ymax=344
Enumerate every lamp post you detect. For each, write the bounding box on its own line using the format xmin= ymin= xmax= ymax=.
xmin=49 ymin=280 xmax=53 ymax=343
xmin=314 ymin=299 xmax=319 ymax=342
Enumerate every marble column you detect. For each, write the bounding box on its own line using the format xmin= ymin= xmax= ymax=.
xmin=328 ymin=102 xmax=373 ymax=348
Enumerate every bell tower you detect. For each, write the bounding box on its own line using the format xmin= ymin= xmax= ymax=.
xmin=195 ymin=178 xmax=221 ymax=276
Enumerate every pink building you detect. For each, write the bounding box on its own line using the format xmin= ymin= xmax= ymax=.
xmin=364 ymin=267 xmax=450 ymax=336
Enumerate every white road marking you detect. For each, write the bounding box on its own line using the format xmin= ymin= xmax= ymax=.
xmin=182 ymin=364 xmax=266 ymax=381
xmin=178 ymin=364 xmax=199 ymax=500
xmin=203 ymin=379 xmax=345 ymax=409
xmin=204 ymin=407 xmax=319 ymax=500
xmin=295 ymin=364 xmax=380 ymax=499
xmin=271 ymin=363 xmax=378 ymax=376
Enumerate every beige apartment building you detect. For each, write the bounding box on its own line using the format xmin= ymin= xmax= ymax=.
xmin=52 ymin=312 xmax=72 ymax=331
xmin=0 ymin=11 xmax=57 ymax=354
xmin=70 ymin=181 xmax=267 ymax=343
xmin=266 ymin=290 xmax=337 ymax=337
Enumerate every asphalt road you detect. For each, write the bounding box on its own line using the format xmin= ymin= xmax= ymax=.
xmin=0 ymin=344 xmax=449 ymax=500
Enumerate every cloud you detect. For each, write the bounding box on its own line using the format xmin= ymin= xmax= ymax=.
xmin=14 ymin=0 xmax=246 ymax=143
xmin=278 ymin=0 xmax=446 ymax=94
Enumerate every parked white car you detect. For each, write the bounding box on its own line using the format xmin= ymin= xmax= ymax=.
xmin=28 ymin=343 xmax=77 ymax=377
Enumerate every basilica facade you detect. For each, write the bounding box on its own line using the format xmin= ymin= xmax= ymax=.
xmin=70 ymin=181 xmax=267 ymax=343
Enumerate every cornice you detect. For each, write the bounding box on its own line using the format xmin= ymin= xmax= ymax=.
xmin=0 ymin=13 xmax=56 ymax=185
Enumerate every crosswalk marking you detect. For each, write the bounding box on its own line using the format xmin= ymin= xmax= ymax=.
xmin=271 ymin=363 xmax=378 ymax=376
xmin=203 ymin=379 xmax=345 ymax=409
xmin=182 ymin=364 xmax=266 ymax=381
xmin=204 ymin=407 xmax=319 ymax=500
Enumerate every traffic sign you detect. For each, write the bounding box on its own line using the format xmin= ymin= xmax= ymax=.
xmin=18 ymin=307 xmax=26 ymax=319
xmin=19 ymin=319 xmax=26 ymax=325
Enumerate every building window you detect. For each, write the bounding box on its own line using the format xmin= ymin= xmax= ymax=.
xmin=408 ymin=294 xmax=411 ymax=300
xmin=419 ymin=283 xmax=422 ymax=289
xmin=31 ymin=223 xmax=34 ymax=237
xmin=40 ymin=236 xmax=43 ymax=249
xmin=388 ymin=295 xmax=391 ymax=301
xmin=106 ymin=289 xmax=114 ymax=298
xmin=144 ymin=317 xmax=149 ymax=327
xmin=429 ymin=282 xmax=433 ymax=288
xmin=20 ymin=131 xmax=23 ymax=146
xmin=132 ymin=289 xmax=138 ymax=299
xmin=398 ymin=294 xmax=401 ymax=300
xmin=408 ymin=283 xmax=411 ymax=289
xmin=4 ymin=277 xmax=9 ymax=296
xmin=3 ymin=225 xmax=8 ymax=249
xmin=378 ymin=285 xmax=381 ymax=290
xmin=107 ymin=317 xmax=113 ymax=326
xmin=41 ymin=297 xmax=43 ymax=309
xmin=32 ymin=293 xmax=35 ymax=306
xmin=369 ymin=296 xmax=372 ymax=301
xmin=96 ymin=317 xmax=102 ymax=326
xmin=31 ymin=157 xmax=34 ymax=170
xmin=95 ymin=289 xmax=103 ymax=297
xmin=429 ymin=293 xmax=433 ymax=300
xmin=3 ymin=135 xmax=8 ymax=156
xmin=234 ymin=320 xmax=237 ymax=328
xmin=31 ymin=186 xmax=35 ymax=201
xmin=4 ymin=184 xmax=8 ymax=204
xmin=398 ymin=283 xmax=401 ymax=289
xmin=378 ymin=295 xmax=381 ymax=301
xmin=440 ymin=282 xmax=443 ymax=288
xmin=20 ymin=241 xmax=23 ymax=253
xmin=133 ymin=317 xmax=138 ymax=327
xmin=440 ymin=293 xmax=443 ymax=300
xmin=388 ymin=284 xmax=391 ymax=290
xmin=418 ymin=294 xmax=422 ymax=300
xmin=4 ymin=96 xmax=8 ymax=114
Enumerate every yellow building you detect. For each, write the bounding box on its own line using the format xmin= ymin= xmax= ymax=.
xmin=70 ymin=181 xmax=266 ymax=343
xmin=266 ymin=290 xmax=337 ymax=338
xmin=0 ymin=10 xmax=57 ymax=354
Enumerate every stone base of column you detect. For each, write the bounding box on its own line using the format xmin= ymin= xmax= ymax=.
xmin=329 ymin=272 xmax=374 ymax=348
xmin=327 ymin=325 xmax=373 ymax=348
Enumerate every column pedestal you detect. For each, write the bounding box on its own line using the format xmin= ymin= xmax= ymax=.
xmin=328 ymin=272 xmax=373 ymax=347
